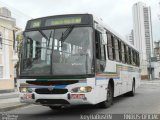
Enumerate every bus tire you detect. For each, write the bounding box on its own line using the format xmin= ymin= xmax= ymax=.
xmin=98 ymin=83 xmax=113 ymax=108
xmin=127 ymin=81 xmax=135 ymax=96
xmin=49 ymin=106 xmax=62 ymax=110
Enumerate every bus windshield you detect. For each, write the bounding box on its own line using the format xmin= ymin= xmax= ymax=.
xmin=21 ymin=27 xmax=93 ymax=76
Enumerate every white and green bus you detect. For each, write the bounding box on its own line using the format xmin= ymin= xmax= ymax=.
xmin=18 ymin=14 xmax=140 ymax=109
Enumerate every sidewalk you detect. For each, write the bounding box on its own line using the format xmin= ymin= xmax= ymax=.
xmin=140 ymin=79 xmax=160 ymax=85
xmin=0 ymin=91 xmax=28 ymax=112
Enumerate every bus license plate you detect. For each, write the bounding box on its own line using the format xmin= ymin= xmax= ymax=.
xmin=23 ymin=93 xmax=32 ymax=100
xmin=70 ymin=94 xmax=85 ymax=99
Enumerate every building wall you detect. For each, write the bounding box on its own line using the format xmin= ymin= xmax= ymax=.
xmin=151 ymin=62 xmax=160 ymax=79
xmin=0 ymin=8 xmax=17 ymax=91
xmin=154 ymin=41 xmax=160 ymax=61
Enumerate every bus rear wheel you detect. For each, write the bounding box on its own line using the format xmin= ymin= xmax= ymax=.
xmin=127 ymin=81 xmax=135 ymax=96
xmin=98 ymin=83 xmax=113 ymax=108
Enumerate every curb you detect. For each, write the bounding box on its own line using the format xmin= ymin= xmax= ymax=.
xmin=0 ymin=103 xmax=29 ymax=112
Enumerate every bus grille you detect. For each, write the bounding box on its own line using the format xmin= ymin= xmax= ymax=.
xmin=35 ymin=88 xmax=68 ymax=94
xmin=36 ymin=99 xmax=70 ymax=104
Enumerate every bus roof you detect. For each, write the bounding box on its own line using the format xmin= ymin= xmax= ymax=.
xmin=25 ymin=14 xmax=93 ymax=30
xmin=25 ymin=13 xmax=139 ymax=52
xmin=92 ymin=15 xmax=139 ymax=52
xmin=93 ymin=15 xmax=139 ymax=52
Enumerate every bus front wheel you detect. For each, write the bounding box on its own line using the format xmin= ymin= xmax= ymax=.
xmin=98 ymin=83 xmax=113 ymax=108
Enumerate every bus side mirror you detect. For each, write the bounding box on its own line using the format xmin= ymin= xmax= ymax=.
xmin=102 ymin=33 xmax=107 ymax=45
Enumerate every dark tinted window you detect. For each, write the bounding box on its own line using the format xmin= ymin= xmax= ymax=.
xmin=114 ymin=38 xmax=119 ymax=61
xmin=95 ymin=31 xmax=101 ymax=59
xmin=107 ymin=33 xmax=113 ymax=60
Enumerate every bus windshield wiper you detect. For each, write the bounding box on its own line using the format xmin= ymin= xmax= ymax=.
xmin=60 ymin=25 xmax=74 ymax=43
xmin=38 ymin=29 xmax=49 ymax=41
xmin=38 ymin=29 xmax=53 ymax=48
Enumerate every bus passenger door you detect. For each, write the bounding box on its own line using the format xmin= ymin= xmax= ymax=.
xmin=95 ymin=30 xmax=106 ymax=75
xmin=94 ymin=29 xmax=107 ymax=102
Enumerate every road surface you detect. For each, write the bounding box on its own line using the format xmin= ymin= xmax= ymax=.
xmin=5 ymin=80 xmax=160 ymax=120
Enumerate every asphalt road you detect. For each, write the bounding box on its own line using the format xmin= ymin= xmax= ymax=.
xmin=6 ymin=80 xmax=160 ymax=120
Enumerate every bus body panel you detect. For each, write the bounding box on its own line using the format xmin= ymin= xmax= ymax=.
xmin=18 ymin=78 xmax=108 ymax=105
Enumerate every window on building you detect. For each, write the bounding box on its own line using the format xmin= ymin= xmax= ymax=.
xmin=0 ymin=66 xmax=3 ymax=78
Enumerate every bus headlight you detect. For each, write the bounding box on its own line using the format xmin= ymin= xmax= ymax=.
xmin=19 ymin=87 xmax=33 ymax=93
xmin=71 ymin=86 xmax=92 ymax=93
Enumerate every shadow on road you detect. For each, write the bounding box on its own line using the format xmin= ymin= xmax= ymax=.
xmin=26 ymin=93 xmax=137 ymax=117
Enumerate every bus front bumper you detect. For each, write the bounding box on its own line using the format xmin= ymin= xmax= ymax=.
xmin=19 ymin=92 xmax=95 ymax=105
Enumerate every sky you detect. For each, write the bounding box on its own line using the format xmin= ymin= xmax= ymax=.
xmin=0 ymin=0 xmax=159 ymax=41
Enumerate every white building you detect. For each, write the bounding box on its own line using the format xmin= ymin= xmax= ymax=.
xmin=0 ymin=7 xmax=19 ymax=92
xmin=151 ymin=62 xmax=160 ymax=79
xmin=150 ymin=41 xmax=160 ymax=79
xmin=132 ymin=2 xmax=154 ymax=79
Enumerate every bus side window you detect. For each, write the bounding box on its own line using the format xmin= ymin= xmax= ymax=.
xmin=132 ymin=49 xmax=136 ymax=65
xmin=101 ymin=44 xmax=106 ymax=61
xmin=114 ymin=38 xmax=120 ymax=61
xmin=121 ymin=42 xmax=125 ymax=63
xmin=95 ymin=30 xmax=106 ymax=72
xmin=118 ymin=40 xmax=122 ymax=62
xmin=128 ymin=47 xmax=131 ymax=64
xmin=137 ymin=53 xmax=140 ymax=66
xmin=124 ymin=44 xmax=127 ymax=63
xmin=136 ymin=52 xmax=140 ymax=66
xmin=126 ymin=46 xmax=129 ymax=64
xmin=107 ymin=33 xmax=114 ymax=60
xmin=111 ymin=35 xmax=115 ymax=60
xmin=95 ymin=30 xmax=106 ymax=61
xmin=95 ymin=30 xmax=101 ymax=59
xmin=130 ymin=48 xmax=133 ymax=65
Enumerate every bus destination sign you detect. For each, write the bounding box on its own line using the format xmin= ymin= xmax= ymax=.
xmin=45 ymin=17 xmax=81 ymax=26
xmin=26 ymin=14 xmax=93 ymax=29
xmin=30 ymin=20 xmax=41 ymax=28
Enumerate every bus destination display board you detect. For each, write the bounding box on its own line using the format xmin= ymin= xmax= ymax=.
xmin=30 ymin=20 xmax=41 ymax=28
xmin=26 ymin=14 xmax=93 ymax=29
xmin=45 ymin=17 xmax=81 ymax=26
